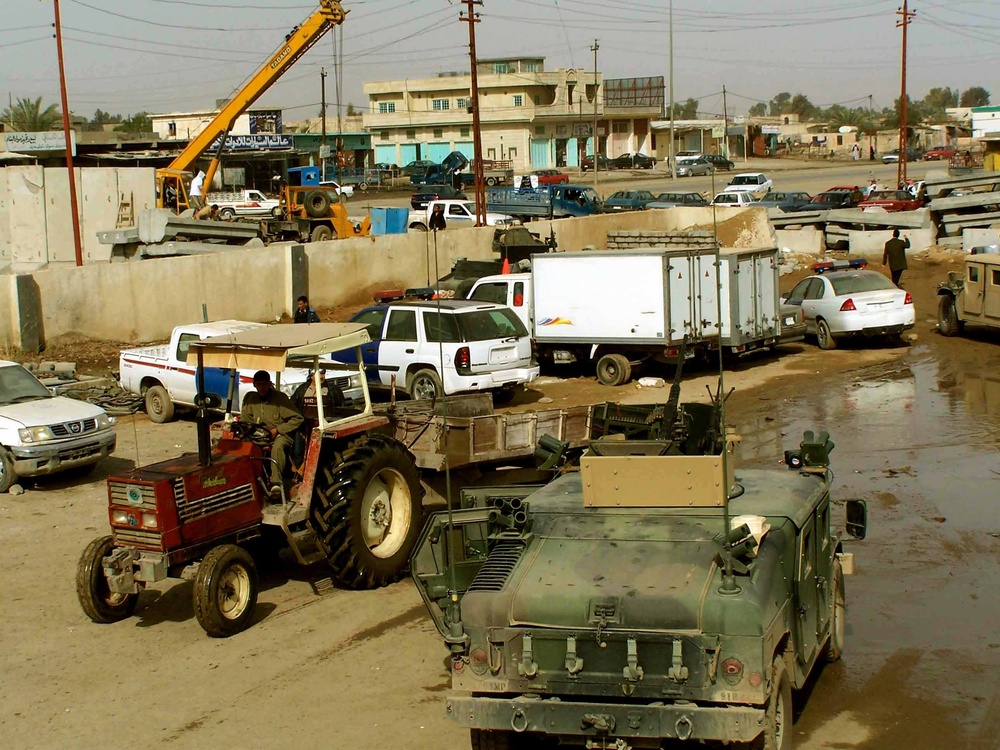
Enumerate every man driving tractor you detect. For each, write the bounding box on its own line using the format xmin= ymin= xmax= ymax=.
xmin=241 ymin=370 xmax=304 ymax=497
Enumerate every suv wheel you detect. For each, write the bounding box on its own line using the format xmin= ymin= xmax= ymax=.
xmin=407 ymin=368 xmax=444 ymax=400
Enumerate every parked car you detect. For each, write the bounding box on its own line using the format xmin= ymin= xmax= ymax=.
xmin=372 ymin=162 xmax=399 ymax=172
xmin=778 ymin=302 xmax=807 ymax=343
xmin=881 ymin=148 xmax=922 ymax=164
xmin=782 ymin=269 xmax=914 ymax=349
xmin=530 ymin=169 xmax=570 ymax=185
xmin=704 ymin=154 xmax=735 ymax=171
xmin=318 ymin=180 xmax=354 ymax=199
xmin=858 ymin=190 xmax=924 ymax=212
xmin=923 ymin=146 xmax=957 ymax=161
xmin=723 ymin=172 xmax=773 ymax=197
xmin=343 ymin=299 xmax=539 ymax=401
xmin=711 ymin=192 xmax=757 ymax=207
xmin=610 ymin=152 xmax=657 ymax=170
xmin=789 ymin=191 xmax=860 ymax=211
xmin=0 ymin=360 xmax=117 ymax=492
xmin=646 ymin=191 xmax=710 ymax=209
xmin=401 ymin=159 xmax=437 ymax=176
xmin=676 ymin=156 xmax=715 ymax=177
xmin=754 ymin=191 xmax=813 ymax=212
xmin=410 ymin=185 xmax=467 ymax=210
xmin=603 ymin=189 xmax=656 ymax=211
xmin=580 ymin=154 xmax=614 ymax=172
xmin=407 ymin=200 xmax=511 ymax=231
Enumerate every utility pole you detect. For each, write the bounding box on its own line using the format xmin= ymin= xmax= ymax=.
xmin=320 ymin=67 xmax=327 ymax=179
xmin=461 ymin=0 xmax=485 ymax=226
xmin=591 ymin=39 xmax=599 ymax=192
xmin=896 ymin=1 xmax=916 ymax=187
xmin=53 ymin=0 xmax=83 ymax=267
xmin=669 ymin=0 xmax=676 ymax=179
xmin=722 ymin=85 xmax=729 ymax=161
xmin=869 ymin=93 xmax=875 ymax=157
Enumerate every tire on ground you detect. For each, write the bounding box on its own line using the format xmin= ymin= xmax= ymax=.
xmin=595 ymin=352 xmax=631 ymax=386
xmin=816 ymin=319 xmax=837 ymax=350
xmin=311 ymin=224 xmax=334 ymax=243
xmin=753 ymin=655 xmax=792 ymax=750
xmin=304 ymin=189 xmax=332 ymax=218
xmin=218 ymin=207 xmax=236 ymax=220
xmin=823 ymin=559 xmax=846 ymax=662
xmin=76 ymin=535 xmax=138 ymax=624
xmin=938 ymin=295 xmax=960 ymax=337
xmin=309 ymin=434 xmax=423 ymax=589
xmin=485 ymin=176 xmax=497 ymax=186
xmin=144 ymin=384 xmax=175 ymax=423
xmin=0 ymin=446 xmax=17 ymax=493
xmin=192 ymin=544 xmax=258 ymax=638
xmin=407 ymin=368 xmax=444 ymax=400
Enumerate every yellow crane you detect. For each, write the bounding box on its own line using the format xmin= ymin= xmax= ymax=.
xmin=158 ymin=0 xmax=347 ymax=213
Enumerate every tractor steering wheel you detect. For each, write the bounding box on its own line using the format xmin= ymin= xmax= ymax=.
xmin=230 ymin=420 xmax=273 ymax=443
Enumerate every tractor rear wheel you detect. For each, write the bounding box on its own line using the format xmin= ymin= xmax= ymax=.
xmin=192 ymin=544 xmax=258 ymax=638
xmin=76 ymin=535 xmax=138 ymax=624
xmin=304 ymin=189 xmax=332 ymax=218
xmin=310 ymin=434 xmax=423 ymax=589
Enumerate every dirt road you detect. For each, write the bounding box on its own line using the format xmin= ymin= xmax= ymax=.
xmin=2 ymin=256 xmax=998 ymax=749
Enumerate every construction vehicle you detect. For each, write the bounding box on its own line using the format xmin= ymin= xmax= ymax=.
xmin=261 ymin=166 xmax=370 ymax=243
xmin=156 ymin=0 xmax=348 ymax=214
xmin=76 ymin=324 xmax=589 ymax=638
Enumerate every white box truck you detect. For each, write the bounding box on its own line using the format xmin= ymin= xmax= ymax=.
xmin=467 ymin=247 xmax=781 ymax=385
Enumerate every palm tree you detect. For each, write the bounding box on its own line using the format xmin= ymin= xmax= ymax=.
xmin=1 ymin=97 xmax=61 ymax=132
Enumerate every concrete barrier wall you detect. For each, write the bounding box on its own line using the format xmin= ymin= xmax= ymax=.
xmin=43 ymin=168 xmax=83 ymax=265
xmin=0 ymin=170 xmax=9 ymax=267
xmin=0 ymin=273 xmax=16 ymax=349
xmin=9 ymin=166 xmax=47 ymax=266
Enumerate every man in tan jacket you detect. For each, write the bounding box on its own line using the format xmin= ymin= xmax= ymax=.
xmin=241 ymin=370 xmax=303 ymax=495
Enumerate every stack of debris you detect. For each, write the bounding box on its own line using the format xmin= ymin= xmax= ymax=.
xmin=924 ymin=170 xmax=1000 ymax=243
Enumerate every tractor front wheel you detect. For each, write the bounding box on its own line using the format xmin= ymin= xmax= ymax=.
xmin=76 ymin=535 xmax=138 ymax=624
xmin=192 ymin=544 xmax=258 ymax=638
xmin=310 ymin=435 xmax=423 ymax=589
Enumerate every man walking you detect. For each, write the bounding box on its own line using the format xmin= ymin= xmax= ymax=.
xmin=189 ymin=168 xmax=206 ymax=211
xmin=882 ymin=229 xmax=910 ymax=287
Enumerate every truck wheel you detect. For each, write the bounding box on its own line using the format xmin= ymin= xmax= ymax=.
xmin=756 ymin=656 xmax=792 ymax=750
xmin=271 ymin=206 xmax=283 ymax=218
xmin=0 ymin=447 xmax=16 ymax=494
xmin=816 ymin=319 xmax=837 ymax=350
xmin=311 ymin=224 xmax=334 ymax=243
xmin=357 ymin=181 xmax=369 ymax=192
xmin=304 ymin=189 xmax=332 ymax=218
xmin=144 ymin=385 xmax=175 ymax=423
xmin=595 ymin=353 xmax=631 ymax=386
xmin=938 ymin=295 xmax=961 ymax=337
xmin=218 ymin=207 xmax=236 ymax=221
xmin=310 ymin=434 xmax=423 ymax=589
xmin=76 ymin=535 xmax=138 ymax=624
xmin=407 ymin=368 xmax=444 ymax=400
xmin=192 ymin=544 xmax=258 ymax=638
xmin=823 ymin=559 xmax=846 ymax=662
xmin=410 ymin=223 xmax=428 ymax=232
xmin=485 ymin=176 xmax=498 ymax=186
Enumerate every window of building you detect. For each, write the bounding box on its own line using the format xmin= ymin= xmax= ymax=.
xmin=378 ymin=101 xmax=396 ymax=114
xmin=406 ymin=129 xmax=416 ymax=140
xmin=524 ymin=62 xmax=540 ymax=73
xmin=460 ymin=126 xmax=470 ymax=137
xmin=380 ymin=131 xmax=389 ymax=141
xmin=836 ymin=135 xmax=844 ymax=146
xmin=508 ymin=147 xmax=517 ymax=159
xmin=513 ymin=94 xmax=524 ymax=107
xmin=556 ymin=125 xmax=567 ymax=135
xmin=456 ymin=98 xmax=468 ymax=110
xmin=433 ymin=128 xmax=443 ymax=139
xmin=487 ymin=148 xmax=497 ymax=160
xmin=612 ymin=121 xmax=628 ymax=134
xmin=493 ymin=63 xmax=510 ymax=74
xmin=534 ymin=125 xmax=545 ymax=135
xmin=534 ymin=96 xmax=541 ymax=105
xmin=432 ymin=99 xmax=450 ymax=111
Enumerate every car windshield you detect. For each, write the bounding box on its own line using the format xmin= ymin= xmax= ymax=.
xmin=457 ymin=308 xmax=528 ymax=341
xmin=0 ymin=364 xmax=52 ymax=406
xmin=829 ymin=273 xmax=896 ymax=295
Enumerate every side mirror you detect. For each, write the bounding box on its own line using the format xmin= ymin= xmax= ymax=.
xmin=195 ymin=392 xmax=222 ymax=409
xmin=845 ymin=499 xmax=868 ymax=540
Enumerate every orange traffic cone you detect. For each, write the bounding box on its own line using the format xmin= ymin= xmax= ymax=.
xmin=501 ymin=257 xmax=511 ymax=275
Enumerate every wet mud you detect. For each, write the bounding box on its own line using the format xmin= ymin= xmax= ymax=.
xmin=730 ymin=346 xmax=1000 ymax=750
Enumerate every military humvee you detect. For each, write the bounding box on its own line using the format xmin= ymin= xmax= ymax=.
xmin=938 ymin=251 xmax=1000 ymax=337
xmin=412 ymin=397 xmax=867 ymax=750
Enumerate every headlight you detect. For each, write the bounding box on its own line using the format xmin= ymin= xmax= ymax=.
xmin=18 ymin=426 xmax=55 ymax=443
xmin=97 ymin=413 xmax=116 ymax=429
xmin=112 ymin=509 xmax=129 ymax=525
xmin=348 ymin=374 xmax=362 ymax=389
xmin=142 ymin=513 xmax=158 ymax=529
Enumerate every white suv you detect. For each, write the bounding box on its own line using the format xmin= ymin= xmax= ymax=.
xmin=344 ymin=299 xmax=539 ymax=401
xmin=0 ymin=360 xmax=117 ymax=492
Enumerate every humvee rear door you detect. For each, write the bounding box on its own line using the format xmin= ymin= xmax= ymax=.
xmin=794 ymin=516 xmax=821 ymax=666
xmin=965 ymin=263 xmax=984 ymax=316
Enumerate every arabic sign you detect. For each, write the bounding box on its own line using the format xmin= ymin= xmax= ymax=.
xmin=761 ymin=125 xmax=782 ymax=135
xmin=2 ymin=131 xmax=76 ymax=154
xmin=572 ymin=123 xmax=592 ymax=138
xmin=208 ymin=134 xmax=293 ymax=152
xmin=249 ymin=110 xmax=282 ymax=135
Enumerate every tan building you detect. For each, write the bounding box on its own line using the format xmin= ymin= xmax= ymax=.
xmin=363 ymin=57 xmax=663 ymax=171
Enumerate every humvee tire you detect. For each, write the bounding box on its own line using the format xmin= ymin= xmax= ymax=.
xmin=193 ymin=544 xmax=259 ymax=638
xmin=77 ymin=535 xmax=138 ymax=624
xmin=755 ymin=656 xmax=792 ymax=750
xmin=938 ymin=295 xmax=961 ymax=337
xmin=823 ymin=558 xmax=846 ymax=662
xmin=310 ymin=434 xmax=423 ymax=589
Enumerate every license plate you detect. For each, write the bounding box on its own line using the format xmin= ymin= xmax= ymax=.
xmin=490 ymin=346 xmax=516 ymax=364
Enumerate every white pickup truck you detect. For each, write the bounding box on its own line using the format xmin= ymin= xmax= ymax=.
xmin=0 ymin=360 xmax=117 ymax=492
xmin=407 ymin=200 xmax=512 ymax=232
xmin=118 ymin=320 xmax=365 ymax=423
xmin=205 ymin=190 xmax=283 ymax=220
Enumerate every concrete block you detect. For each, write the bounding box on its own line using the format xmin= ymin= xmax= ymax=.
xmin=44 ymin=167 xmax=84 ymax=264
xmin=8 ymin=166 xmax=47 ymax=265
xmin=80 ymin=168 xmax=121 ymax=263
xmin=847 ymin=228 xmax=938 ymax=257
xmin=963 ymin=229 xmax=1000 ymax=253
xmin=0 ymin=169 xmax=9 ymax=266
xmin=826 ymin=207 xmax=932 ymax=229
xmin=775 ymin=227 xmax=824 ymax=255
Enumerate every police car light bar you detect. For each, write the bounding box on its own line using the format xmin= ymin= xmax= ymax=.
xmin=811 ymin=258 xmax=868 ymax=274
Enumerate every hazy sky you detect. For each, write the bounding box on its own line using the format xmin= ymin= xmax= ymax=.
xmin=1 ymin=0 xmax=997 ymax=124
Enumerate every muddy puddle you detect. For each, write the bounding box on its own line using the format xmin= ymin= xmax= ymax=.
xmin=728 ymin=347 xmax=1000 ymax=749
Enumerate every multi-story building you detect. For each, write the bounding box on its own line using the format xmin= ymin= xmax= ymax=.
xmin=363 ymin=57 xmax=663 ymax=172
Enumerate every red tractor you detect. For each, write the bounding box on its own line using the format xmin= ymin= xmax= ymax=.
xmin=76 ymin=323 xmax=423 ymax=637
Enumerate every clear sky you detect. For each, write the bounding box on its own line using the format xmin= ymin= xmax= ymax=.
xmin=1 ymin=0 xmax=996 ymax=124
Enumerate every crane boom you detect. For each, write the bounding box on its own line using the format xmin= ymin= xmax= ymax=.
xmin=158 ymin=0 xmax=347 ymax=210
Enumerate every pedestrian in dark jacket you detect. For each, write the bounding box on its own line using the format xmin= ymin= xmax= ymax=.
xmin=429 ymin=204 xmax=447 ymax=231
xmin=882 ymin=229 xmax=910 ymax=287
xmin=294 ymin=295 xmax=320 ymax=323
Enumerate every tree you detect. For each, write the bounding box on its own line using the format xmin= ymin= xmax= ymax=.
xmin=787 ymin=93 xmax=817 ymax=120
xmin=1 ymin=96 xmax=60 ymax=132
xmin=114 ymin=112 xmax=152 ymax=134
xmin=346 ymin=102 xmax=357 ymax=116
xmin=768 ymin=92 xmax=791 ymax=116
xmin=960 ymin=86 xmax=990 ymax=108
xmin=882 ymin=96 xmax=926 ymax=130
xmin=670 ymin=98 xmax=699 ymax=120
xmin=748 ymin=102 xmax=767 ymax=117
xmin=922 ymin=87 xmax=958 ymax=120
